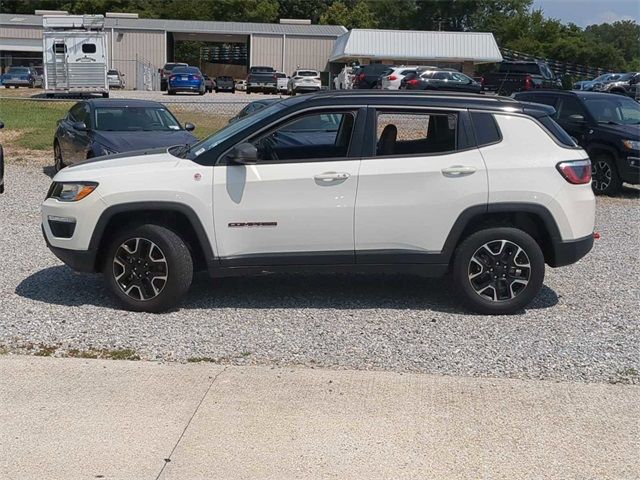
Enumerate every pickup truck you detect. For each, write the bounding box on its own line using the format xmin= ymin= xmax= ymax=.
xmin=246 ymin=66 xmax=277 ymax=94
xmin=481 ymin=61 xmax=562 ymax=95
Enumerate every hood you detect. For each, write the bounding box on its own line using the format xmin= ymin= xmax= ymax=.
xmin=92 ymin=130 xmax=197 ymax=153
xmin=62 ymin=149 xmax=180 ymax=176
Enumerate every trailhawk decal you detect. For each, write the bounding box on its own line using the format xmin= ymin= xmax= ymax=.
xmin=228 ymin=222 xmax=277 ymax=228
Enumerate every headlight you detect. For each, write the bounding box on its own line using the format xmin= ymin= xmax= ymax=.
xmin=622 ymin=139 xmax=640 ymax=151
xmin=47 ymin=182 xmax=98 ymax=202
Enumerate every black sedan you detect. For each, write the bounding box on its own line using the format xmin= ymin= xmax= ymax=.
xmin=53 ymin=99 xmax=197 ymax=171
xmin=402 ymin=70 xmax=482 ymax=93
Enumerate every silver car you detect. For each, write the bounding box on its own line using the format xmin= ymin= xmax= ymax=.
xmin=107 ymin=69 xmax=125 ymax=89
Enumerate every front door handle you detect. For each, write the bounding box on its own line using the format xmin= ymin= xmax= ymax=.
xmin=314 ymin=172 xmax=350 ymax=182
xmin=441 ymin=165 xmax=477 ymax=177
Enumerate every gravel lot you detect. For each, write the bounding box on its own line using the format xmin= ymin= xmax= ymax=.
xmin=0 ymin=159 xmax=638 ymax=384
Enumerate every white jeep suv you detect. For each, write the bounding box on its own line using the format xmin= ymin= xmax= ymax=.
xmin=42 ymin=91 xmax=595 ymax=314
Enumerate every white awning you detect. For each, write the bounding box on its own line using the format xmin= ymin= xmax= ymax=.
xmin=0 ymin=38 xmax=42 ymax=52
xmin=330 ymin=29 xmax=502 ymax=64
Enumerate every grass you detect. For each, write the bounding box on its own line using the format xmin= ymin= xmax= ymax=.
xmin=0 ymin=98 xmax=228 ymax=152
xmin=0 ymin=99 xmax=72 ymax=150
xmin=67 ymin=347 xmax=140 ymax=361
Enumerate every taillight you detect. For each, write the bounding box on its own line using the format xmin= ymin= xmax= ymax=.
xmin=407 ymin=79 xmax=419 ymax=86
xmin=194 ymin=75 xmax=202 ymax=80
xmin=480 ymin=76 xmax=485 ymax=86
xmin=273 ymin=75 xmax=277 ymax=81
xmin=388 ymin=75 xmax=397 ymax=81
xmin=169 ymin=75 xmax=176 ymax=81
xmin=358 ymin=73 xmax=366 ymax=81
xmin=524 ymin=75 xmax=533 ymax=90
xmin=556 ymin=160 xmax=592 ymax=184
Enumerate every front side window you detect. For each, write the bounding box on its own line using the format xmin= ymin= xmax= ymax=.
xmin=375 ymin=111 xmax=458 ymax=156
xmin=556 ymin=97 xmax=587 ymax=122
xmin=250 ymin=111 xmax=355 ymax=162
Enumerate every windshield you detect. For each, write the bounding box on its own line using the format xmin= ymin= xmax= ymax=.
xmin=186 ymin=101 xmax=288 ymax=159
xmin=8 ymin=67 xmax=29 ymax=74
xmin=617 ymin=73 xmax=636 ymax=81
xmin=107 ymin=70 xmax=119 ymax=75
xmin=584 ymin=96 xmax=640 ymax=125
xmin=164 ymin=63 xmax=186 ymax=71
xmin=94 ymin=106 xmax=182 ymax=131
xmin=298 ymin=71 xmax=318 ymax=77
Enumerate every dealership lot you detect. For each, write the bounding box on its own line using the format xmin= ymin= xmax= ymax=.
xmin=0 ymin=158 xmax=638 ymax=384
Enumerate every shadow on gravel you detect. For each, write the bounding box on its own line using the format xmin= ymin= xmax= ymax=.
xmin=42 ymin=165 xmax=56 ymax=179
xmin=16 ymin=266 xmax=559 ymax=314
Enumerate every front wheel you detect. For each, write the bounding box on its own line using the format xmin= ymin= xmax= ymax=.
xmin=104 ymin=224 xmax=193 ymax=312
xmin=452 ymin=228 xmax=545 ymax=315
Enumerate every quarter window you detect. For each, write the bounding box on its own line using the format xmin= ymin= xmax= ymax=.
xmin=250 ymin=111 xmax=355 ymax=162
xmin=470 ymin=112 xmax=501 ymax=146
xmin=375 ymin=111 xmax=458 ymax=156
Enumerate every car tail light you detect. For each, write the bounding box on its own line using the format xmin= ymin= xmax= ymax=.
xmin=358 ymin=73 xmax=366 ymax=81
xmin=194 ymin=75 xmax=202 ymax=80
xmin=480 ymin=76 xmax=485 ymax=86
xmin=556 ymin=160 xmax=592 ymax=184
xmin=407 ymin=79 xmax=419 ymax=86
xmin=169 ymin=75 xmax=176 ymax=81
xmin=524 ymin=75 xmax=533 ymax=90
xmin=388 ymin=75 xmax=397 ymax=81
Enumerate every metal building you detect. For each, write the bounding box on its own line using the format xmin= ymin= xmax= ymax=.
xmin=330 ymin=29 xmax=503 ymax=75
xmin=0 ymin=12 xmax=346 ymax=88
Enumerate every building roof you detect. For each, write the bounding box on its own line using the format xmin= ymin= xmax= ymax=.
xmin=0 ymin=13 xmax=347 ymax=37
xmin=330 ymin=29 xmax=503 ymax=64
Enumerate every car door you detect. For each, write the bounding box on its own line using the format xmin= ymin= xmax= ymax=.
xmin=69 ymin=102 xmax=92 ymax=161
xmin=355 ymin=107 xmax=487 ymax=263
xmin=213 ymin=107 xmax=365 ymax=265
xmin=555 ymin=96 xmax=590 ymax=145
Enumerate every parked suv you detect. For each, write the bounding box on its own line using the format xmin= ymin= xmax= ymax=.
xmin=353 ymin=64 xmax=392 ymax=89
xmin=514 ymin=90 xmax=640 ymax=195
xmin=42 ymin=91 xmax=595 ymax=314
xmin=288 ymin=69 xmax=321 ymax=95
xmin=481 ymin=61 xmax=562 ymax=95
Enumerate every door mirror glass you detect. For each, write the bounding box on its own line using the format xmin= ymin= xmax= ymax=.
xmin=184 ymin=122 xmax=195 ymax=131
xmin=72 ymin=121 xmax=88 ymax=131
xmin=229 ymin=142 xmax=258 ymax=164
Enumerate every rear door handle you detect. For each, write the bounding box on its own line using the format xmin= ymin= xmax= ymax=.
xmin=314 ymin=172 xmax=350 ymax=182
xmin=441 ymin=165 xmax=477 ymax=177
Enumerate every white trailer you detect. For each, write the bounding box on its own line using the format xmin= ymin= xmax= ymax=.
xmin=42 ymin=15 xmax=109 ymax=97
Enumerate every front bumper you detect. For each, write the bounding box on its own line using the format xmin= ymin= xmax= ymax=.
xmin=549 ymin=234 xmax=594 ymax=267
xmin=42 ymin=225 xmax=98 ymax=272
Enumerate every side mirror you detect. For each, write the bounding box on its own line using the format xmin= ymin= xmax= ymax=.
xmin=184 ymin=122 xmax=195 ymax=131
xmin=73 ymin=121 xmax=87 ymax=131
xmin=568 ymin=114 xmax=585 ymax=123
xmin=228 ymin=142 xmax=258 ymax=165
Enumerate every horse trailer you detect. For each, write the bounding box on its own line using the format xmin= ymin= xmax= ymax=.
xmin=42 ymin=15 xmax=109 ymax=97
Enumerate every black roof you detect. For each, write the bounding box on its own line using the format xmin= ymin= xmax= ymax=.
xmin=513 ymin=90 xmax=633 ymax=102
xmin=278 ymin=90 xmax=553 ymax=116
xmin=83 ymin=99 xmax=166 ymax=108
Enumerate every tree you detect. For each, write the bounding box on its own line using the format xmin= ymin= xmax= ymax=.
xmin=319 ymin=0 xmax=377 ymax=29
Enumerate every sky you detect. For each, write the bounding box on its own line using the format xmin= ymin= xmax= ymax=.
xmin=532 ymin=0 xmax=640 ymax=27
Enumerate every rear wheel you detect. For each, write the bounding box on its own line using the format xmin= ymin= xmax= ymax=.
xmin=246 ymin=89 xmax=251 ymax=95
xmin=168 ymin=89 xmax=175 ymax=95
xmin=590 ymin=152 xmax=621 ymax=195
xmin=452 ymin=227 xmax=545 ymax=315
xmin=102 ymin=92 xmax=109 ymax=98
xmin=103 ymin=224 xmax=193 ymax=313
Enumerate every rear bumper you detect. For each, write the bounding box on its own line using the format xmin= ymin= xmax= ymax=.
xmin=619 ymin=156 xmax=640 ymax=184
xmin=549 ymin=234 xmax=594 ymax=267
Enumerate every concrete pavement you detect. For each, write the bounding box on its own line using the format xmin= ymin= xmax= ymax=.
xmin=0 ymin=355 xmax=638 ymax=480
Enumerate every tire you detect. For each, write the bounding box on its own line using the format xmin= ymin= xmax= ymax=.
xmin=103 ymin=224 xmax=193 ymax=313
xmin=102 ymin=92 xmax=109 ymax=98
xmin=452 ymin=227 xmax=545 ymax=315
xmin=246 ymin=89 xmax=251 ymax=95
xmin=198 ymin=90 xmax=205 ymax=96
xmin=53 ymin=141 xmax=65 ymax=172
xmin=231 ymin=89 xmax=235 ymax=94
xmin=590 ymin=152 xmax=622 ymax=195
xmin=168 ymin=89 xmax=175 ymax=95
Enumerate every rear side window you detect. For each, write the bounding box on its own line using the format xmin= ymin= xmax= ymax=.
xmin=82 ymin=43 xmax=96 ymax=54
xmin=470 ymin=112 xmax=501 ymax=146
xmin=538 ymin=116 xmax=578 ymax=147
xmin=375 ymin=111 xmax=457 ymax=156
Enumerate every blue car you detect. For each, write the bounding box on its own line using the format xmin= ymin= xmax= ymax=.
xmin=167 ymin=66 xmax=205 ymax=95
xmin=53 ymin=99 xmax=198 ymax=171
xmin=2 ymin=66 xmax=38 ymax=88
